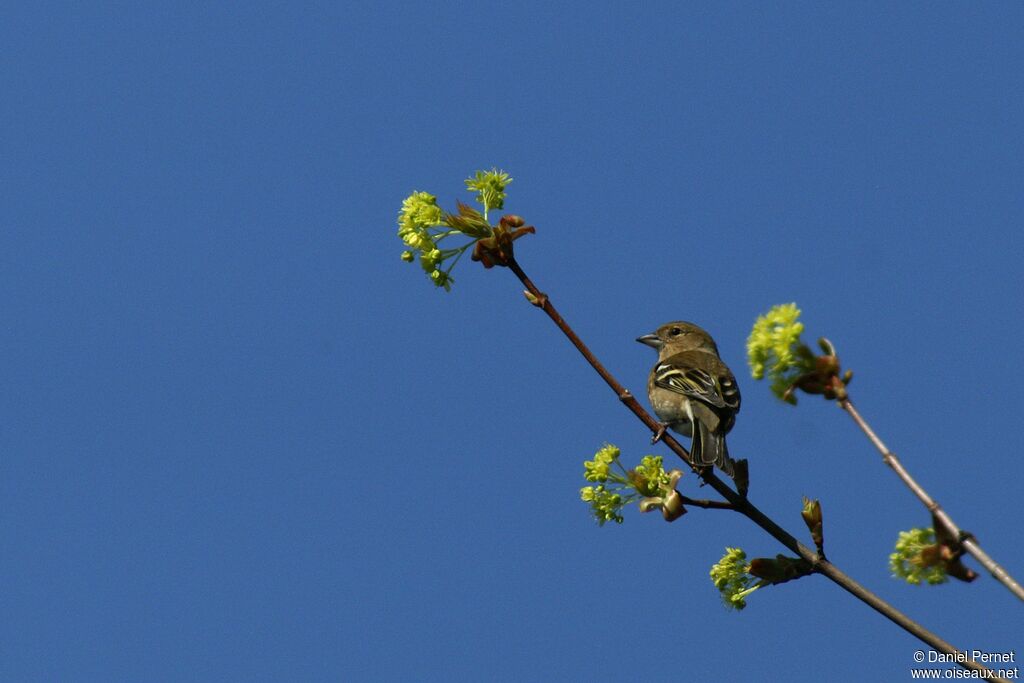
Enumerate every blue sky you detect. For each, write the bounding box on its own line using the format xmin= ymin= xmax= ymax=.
xmin=2 ymin=3 xmax=1022 ymax=681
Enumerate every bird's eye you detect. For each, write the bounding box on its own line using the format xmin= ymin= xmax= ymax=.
xmin=670 ymin=327 xmax=682 ymax=336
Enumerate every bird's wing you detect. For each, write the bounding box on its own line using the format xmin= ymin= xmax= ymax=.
xmin=720 ymin=371 xmax=741 ymax=414
xmin=654 ymin=353 xmax=741 ymax=413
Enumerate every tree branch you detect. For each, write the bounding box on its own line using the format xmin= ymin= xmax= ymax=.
xmin=506 ymin=256 xmax=1009 ymax=681
xmin=680 ymin=496 xmax=736 ymax=510
xmin=839 ymin=398 xmax=1024 ymax=601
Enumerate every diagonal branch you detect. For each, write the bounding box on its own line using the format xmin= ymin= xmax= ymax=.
xmin=680 ymin=496 xmax=736 ymax=510
xmin=505 ymin=256 xmax=1009 ymax=681
xmin=840 ymin=398 xmax=1024 ymax=601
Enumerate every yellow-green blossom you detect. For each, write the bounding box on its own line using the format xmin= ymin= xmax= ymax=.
xmin=419 ymin=248 xmax=443 ymax=272
xmin=397 ymin=191 xmax=445 ymax=235
xmin=579 ymin=444 xmax=629 ymax=524
xmin=395 ymin=172 xmax=515 ymax=292
xmin=395 ymin=169 xmax=524 ymax=291
xmin=401 ymin=230 xmax=433 ymax=251
xmin=748 ymin=303 xmax=804 ymax=379
xmin=429 ymin=269 xmax=452 ymax=292
xmin=396 ymin=190 xmax=455 ymax=290
xmin=890 ymin=528 xmax=949 ymax=586
xmin=631 ymin=455 xmax=670 ymax=497
xmin=579 ymin=445 xmax=688 ymax=524
xmin=747 ymin=303 xmax=815 ymax=400
xmin=584 ymin=443 xmax=621 ymax=482
xmin=465 ymin=169 xmax=512 ymax=216
xmin=580 ymin=485 xmax=624 ymax=526
xmin=710 ymin=547 xmax=761 ymax=610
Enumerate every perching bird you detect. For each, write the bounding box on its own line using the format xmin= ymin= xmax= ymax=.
xmin=637 ymin=321 xmax=740 ymax=477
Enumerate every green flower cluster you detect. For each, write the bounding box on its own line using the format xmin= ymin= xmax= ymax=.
xmin=583 ymin=444 xmax=620 ymax=482
xmin=631 ymin=455 xmax=671 ymax=497
xmin=890 ymin=527 xmax=949 ymax=586
xmin=465 ymin=168 xmax=512 ymax=218
xmin=396 ymin=169 xmax=513 ymax=291
xmin=579 ymin=445 xmax=674 ymax=526
xmin=747 ymin=303 xmax=813 ymax=400
xmin=709 ymin=547 xmax=762 ymax=610
xmin=580 ymin=443 xmax=627 ymax=525
xmin=579 ymin=485 xmax=624 ymax=526
xmin=398 ymin=190 xmax=444 ymax=236
xmin=397 ymin=191 xmax=454 ymax=290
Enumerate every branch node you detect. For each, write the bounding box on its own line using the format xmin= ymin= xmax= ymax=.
xmin=650 ymin=423 xmax=667 ymax=445
xmin=522 ymin=290 xmax=548 ymax=307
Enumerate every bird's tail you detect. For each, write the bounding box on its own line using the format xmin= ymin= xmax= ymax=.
xmin=693 ymin=421 xmax=735 ymax=478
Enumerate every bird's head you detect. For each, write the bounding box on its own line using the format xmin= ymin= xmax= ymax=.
xmin=636 ymin=321 xmax=719 ymax=356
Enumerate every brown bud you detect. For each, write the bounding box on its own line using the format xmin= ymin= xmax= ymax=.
xmin=801 ymin=497 xmax=824 ymax=554
xmin=815 ymin=354 xmax=840 ymax=376
xmin=946 ymin=557 xmax=979 ymax=583
xmin=749 ymin=555 xmax=814 ymax=584
xmin=660 ymin=490 xmax=687 ymax=522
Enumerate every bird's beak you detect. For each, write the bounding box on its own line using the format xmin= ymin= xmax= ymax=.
xmin=636 ymin=333 xmax=663 ymax=350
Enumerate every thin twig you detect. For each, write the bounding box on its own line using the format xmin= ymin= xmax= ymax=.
xmin=840 ymin=398 xmax=1024 ymax=602
xmin=680 ymin=496 xmax=736 ymax=510
xmin=505 ymin=256 xmax=1008 ymax=681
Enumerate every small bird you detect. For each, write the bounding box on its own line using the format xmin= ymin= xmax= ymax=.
xmin=637 ymin=321 xmax=740 ymax=477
